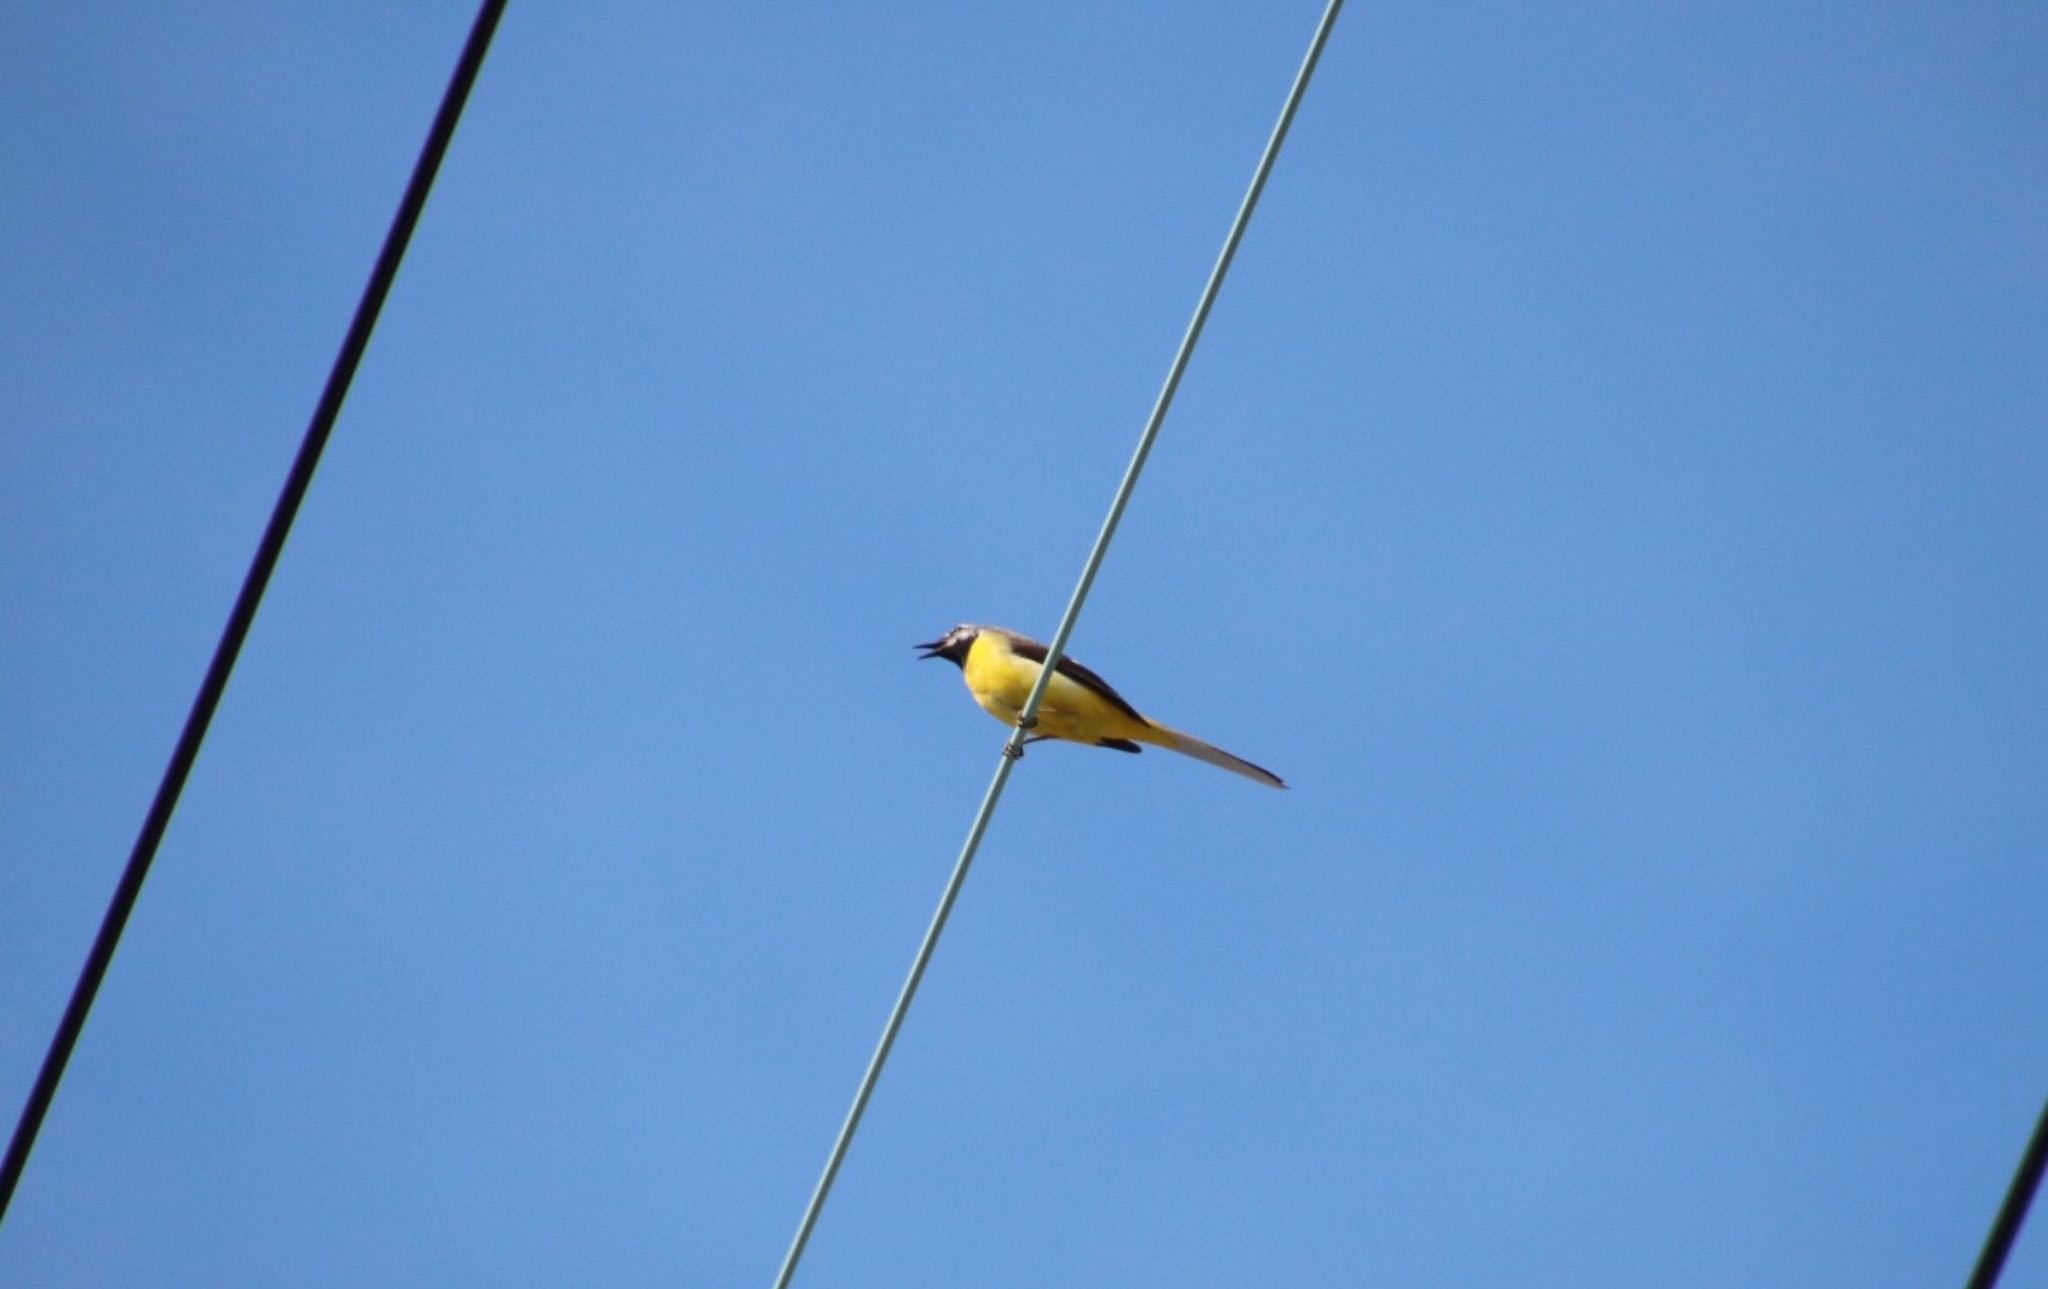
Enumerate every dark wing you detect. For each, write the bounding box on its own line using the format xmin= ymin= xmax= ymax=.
xmin=1006 ymin=637 xmax=1149 ymax=725
xmin=1096 ymin=738 xmax=1143 ymax=754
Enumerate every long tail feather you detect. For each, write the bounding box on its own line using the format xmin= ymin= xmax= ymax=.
xmin=1144 ymin=722 xmax=1286 ymax=789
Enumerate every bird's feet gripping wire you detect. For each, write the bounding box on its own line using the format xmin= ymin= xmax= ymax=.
xmin=1004 ymin=715 xmax=1041 ymax=759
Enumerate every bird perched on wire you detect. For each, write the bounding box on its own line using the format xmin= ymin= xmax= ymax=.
xmin=915 ymin=624 xmax=1285 ymax=789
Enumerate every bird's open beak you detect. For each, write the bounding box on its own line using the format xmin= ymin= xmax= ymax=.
xmin=914 ymin=639 xmax=946 ymax=659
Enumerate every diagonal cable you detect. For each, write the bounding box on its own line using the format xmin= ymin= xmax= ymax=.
xmin=1965 ymin=1095 xmax=2048 ymax=1289
xmin=0 ymin=0 xmax=508 ymax=1224
xmin=770 ymin=2 xmax=1344 ymax=1283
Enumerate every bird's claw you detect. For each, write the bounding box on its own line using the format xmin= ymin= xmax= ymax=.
xmin=1004 ymin=714 xmax=1040 ymax=759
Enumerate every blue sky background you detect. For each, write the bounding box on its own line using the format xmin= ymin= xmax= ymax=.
xmin=4 ymin=3 xmax=2045 ymax=1284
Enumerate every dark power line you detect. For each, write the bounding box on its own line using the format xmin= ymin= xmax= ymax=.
xmin=1965 ymin=1096 xmax=2048 ymax=1289
xmin=0 ymin=0 xmax=509 ymax=1223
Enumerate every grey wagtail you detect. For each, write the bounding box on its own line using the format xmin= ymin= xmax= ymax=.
xmin=916 ymin=624 xmax=1285 ymax=789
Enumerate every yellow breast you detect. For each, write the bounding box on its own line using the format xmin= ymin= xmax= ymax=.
xmin=960 ymin=632 xmax=1152 ymax=746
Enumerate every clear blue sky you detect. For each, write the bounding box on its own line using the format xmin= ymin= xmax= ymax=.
xmin=4 ymin=3 xmax=2044 ymax=1284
